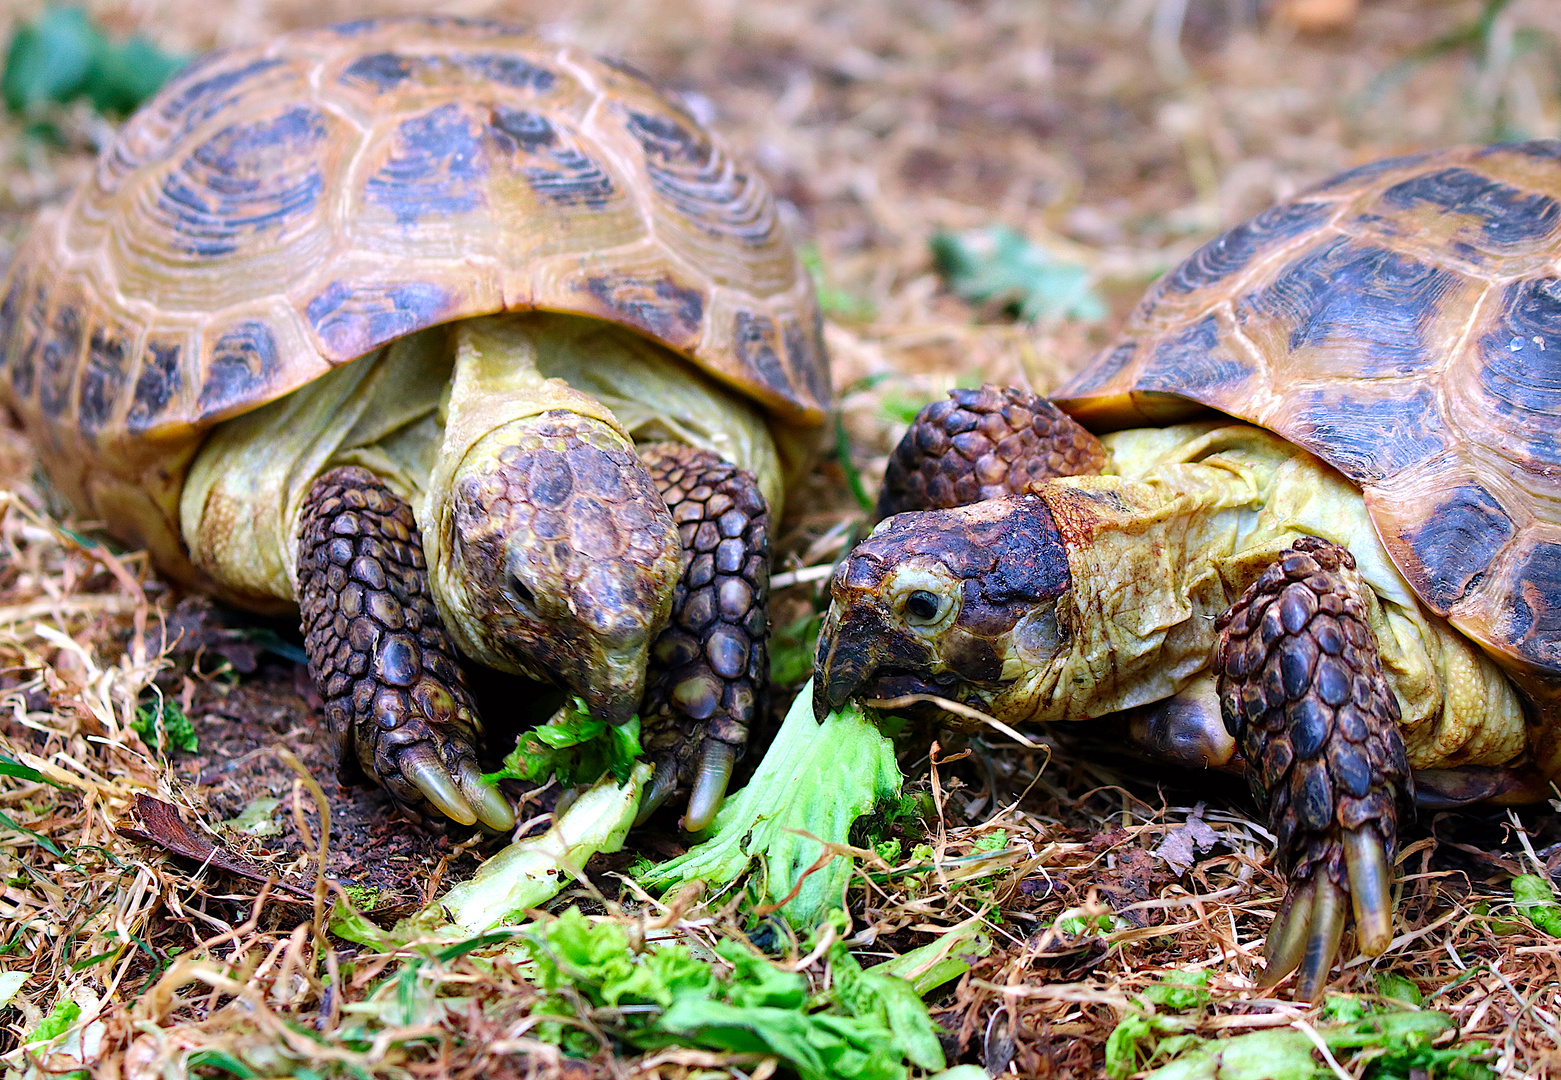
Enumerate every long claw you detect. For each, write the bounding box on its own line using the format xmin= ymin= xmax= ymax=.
xmin=400 ymin=746 xmax=478 ymax=827
xmin=456 ymin=759 xmax=515 ymax=832
xmin=1344 ymin=828 xmax=1393 ymax=956
xmin=1296 ymin=876 xmax=1348 ymax=1003
xmin=684 ymin=741 xmax=736 ymax=833
xmin=635 ymin=758 xmax=679 ymax=825
xmin=1259 ymin=878 xmax=1314 ymax=990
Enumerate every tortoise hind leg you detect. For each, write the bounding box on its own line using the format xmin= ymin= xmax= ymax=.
xmin=1213 ymin=536 xmax=1413 ymax=1000
xmin=877 ymin=385 xmax=1107 ymax=517
xmin=637 ymin=444 xmax=770 ymax=832
xmin=298 ymin=466 xmax=514 ymax=832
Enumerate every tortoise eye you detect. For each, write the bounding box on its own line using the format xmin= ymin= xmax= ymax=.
xmin=905 ymin=590 xmax=941 ymax=622
xmin=510 ymin=575 xmax=536 ymax=607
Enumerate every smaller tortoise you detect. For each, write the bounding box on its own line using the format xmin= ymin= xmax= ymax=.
xmin=0 ymin=18 xmax=829 ymax=833
xmin=816 ymin=141 xmax=1561 ymax=999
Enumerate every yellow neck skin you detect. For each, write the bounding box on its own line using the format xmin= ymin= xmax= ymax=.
xmin=999 ymin=422 xmax=1525 ymax=772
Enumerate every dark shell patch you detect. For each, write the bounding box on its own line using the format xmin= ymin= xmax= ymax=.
xmin=9 ymin=281 xmax=47 ymax=399
xmin=1237 ymin=237 xmax=1457 ymax=377
xmin=340 ymin=50 xmax=554 ymax=94
xmin=583 ymin=274 xmax=704 ymax=346
xmin=156 ymin=105 xmax=329 ymax=258
xmin=1508 ymin=540 xmax=1561 ymax=669
xmin=489 ymin=108 xmax=616 ymax=209
xmin=1476 ymin=277 xmax=1561 ymax=467
xmin=1305 ymin=151 xmax=1430 ymax=193
xmin=1060 ymin=340 xmax=1137 ymax=398
xmin=1162 ymin=201 xmax=1335 ymax=294
xmin=365 ymin=103 xmax=488 ymax=226
xmin=197 ymin=321 xmax=279 ymax=418
xmin=1378 ymin=166 xmax=1561 ymax=250
xmin=306 ymin=281 xmax=452 ymax=359
xmin=38 ymin=304 xmax=83 ymax=420
xmin=1403 ymin=482 xmax=1514 ymax=611
xmin=128 ymin=341 xmax=183 ymax=431
xmin=734 ymin=312 xmax=791 ymax=396
xmin=1285 ymin=386 xmax=1446 ymax=482
xmin=1477 ymin=139 xmax=1561 ymax=163
xmin=0 ymin=273 xmax=24 ymax=374
xmin=1136 ymin=314 xmax=1253 ymax=396
xmin=78 ymin=324 xmax=131 ymax=436
xmin=787 ymin=310 xmax=830 ymax=408
xmin=626 ymin=110 xmax=774 ymax=246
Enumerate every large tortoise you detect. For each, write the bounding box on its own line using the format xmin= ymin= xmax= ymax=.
xmin=0 ymin=17 xmax=828 ymax=834
xmin=815 ymin=141 xmax=1561 ymax=998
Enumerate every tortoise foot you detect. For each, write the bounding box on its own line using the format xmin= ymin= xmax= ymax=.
xmin=298 ymin=466 xmax=514 ymax=833
xmin=1213 ymin=536 xmax=1412 ymax=1000
xmin=877 ymin=385 xmax=1106 ymax=518
xmin=638 ymin=444 xmax=770 ymax=832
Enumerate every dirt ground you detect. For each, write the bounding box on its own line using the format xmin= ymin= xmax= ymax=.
xmin=3 ymin=0 xmax=1561 ymax=1076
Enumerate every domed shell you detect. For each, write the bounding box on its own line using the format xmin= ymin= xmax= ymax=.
xmin=1055 ymin=141 xmax=1561 ymax=687
xmin=0 ymin=16 xmax=827 ymax=582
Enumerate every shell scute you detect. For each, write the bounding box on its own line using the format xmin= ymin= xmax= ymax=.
xmin=1234 ymin=236 xmax=1466 ymax=380
xmin=579 ymin=272 xmax=706 ymax=351
xmin=1399 ymin=480 xmax=1514 ymax=612
xmin=364 ymin=102 xmax=490 ymax=226
xmin=1473 ymin=277 xmax=1561 ymax=468
xmin=1508 ymin=539 xmax=1561 ymax=667
xmin=490 ymin=107 xmax=617 ymax=209
xmin=1135 ymin=312 xmax=1255 ymax=398
xmin=306 ymin=280 xmax=457 ymax=360
xmin=79 ymin=319 xmax=137 ymax=436
xmin=37 ymin=290 xmax=87 ymax=421
xmin=1377 ymin=166 xmax=1561 ymax=251
xmin=154 ymin=104 xmax=330 ymax=259
xmin=1163 ymin=200 xmax=1337 ymax=296
xmin=196 ymin=320 xmax=280 ymax=420
xmin=127 ymin=339 xmax=185 ymax=432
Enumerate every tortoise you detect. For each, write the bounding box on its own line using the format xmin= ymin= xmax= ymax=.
xmin=0 ymin=17 xmax=829 ymax=835
xmin=814 ymin=141 xmax=1561 ymax=999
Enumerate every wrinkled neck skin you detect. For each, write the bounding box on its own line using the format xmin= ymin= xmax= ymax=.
xmin=995 ymin=424 xmax=1525 ymax=775
xmin=998 ymin=449 xmax=1265 ymax=725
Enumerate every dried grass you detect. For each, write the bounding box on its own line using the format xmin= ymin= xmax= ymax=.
xmin=1 ymin=0 xmax=1561 ymax=1076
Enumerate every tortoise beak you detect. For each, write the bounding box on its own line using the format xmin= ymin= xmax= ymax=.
xmin=813 ymin=604 xmax=927 ymax=720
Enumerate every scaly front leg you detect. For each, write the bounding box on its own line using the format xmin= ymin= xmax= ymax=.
xmin=637 ymin=444 xmax=771 ymax=832
xmin=298 ymin=466 xmax=514 ymax=832
xmin=1213 ymin=536 xmax=1413 ymax=1000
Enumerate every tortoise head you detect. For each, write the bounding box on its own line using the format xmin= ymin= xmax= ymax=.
xmin=814 ymin=495 xmax=1075 ymax=724
xmin=443 ymin=411 xmax=682 ymax=724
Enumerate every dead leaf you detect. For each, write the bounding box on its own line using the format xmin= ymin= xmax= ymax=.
xmin=1153 ymin=802 xmax=1220 ymax=875
xmin=118 ymin=793 xmax=314 ymax=900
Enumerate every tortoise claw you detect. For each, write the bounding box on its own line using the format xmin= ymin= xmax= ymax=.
xmin=636 ymin=758 xmax=679 ymax=825
xmin=457 ymin=758 xmax=516 ymax=832
xmin=400 ymin=745 xmax=479 ymax=827
xmin=1343 ymin=827 xmax=1393 ymax=956
xmin=684 ymin=741 xmax=735 ymax=832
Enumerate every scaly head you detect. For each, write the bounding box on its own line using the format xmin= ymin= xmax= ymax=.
xmin=814 ymin=494 xmax=1076 ymax=723
xmin=442 ymin=410 xmax=682 ymax=723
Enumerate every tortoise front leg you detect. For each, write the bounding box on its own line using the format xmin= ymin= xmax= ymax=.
xmin=298 ymin=466 xmax=514 ymax=832
xmin=637 ymin=444 xmax=770 ymax=832
xmin=1213 ymin=536 xmax=1413 ymax=1000
xmin=878 ymin=385 xmax=1107 ymax=517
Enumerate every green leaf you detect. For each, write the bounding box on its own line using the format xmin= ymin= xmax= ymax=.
xmin=1375 ymin=970 xmax=1424 ymax=1007
xmin=0 ymin=752 xmax=61 ymax=787
xmin=219 ymin=797 xmax=281 ymax=837
xmin=133 ymin=699 xmax=198 ymax=754
xmin=931 ymin=227 xmax=1106 ymax=323
xmin=1512 ymin=874 xmax=1561 ymax=937
xmin=25 ymin=997 xmax=79 ymax=1044
xmin=1141 ymin=970 xmax=1210 ymax=1012
xmin=185 ymin=1049 xmax=262 ymax=1079
xmin=640 ymin=681 xmax=903 ymax=928
xmin=971 ymin=830 xmax=1008 ymax=853
xmin=485 ymin=699 xmax=640 ymax=788
xmin=2 ymin=7 xmax=186 ymax=118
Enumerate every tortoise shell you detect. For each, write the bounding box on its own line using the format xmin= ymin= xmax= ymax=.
xmin=1054 ymin=141 xmax=1561 ymax=688
xmin=0 ymin=16 xmax=827 ymax=585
